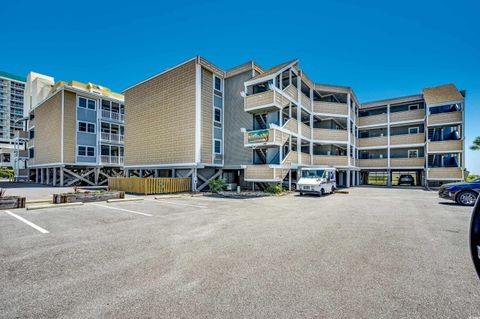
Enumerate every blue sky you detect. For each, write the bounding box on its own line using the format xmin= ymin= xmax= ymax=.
xmin=2 ymin=0 xmax=479 ymax=173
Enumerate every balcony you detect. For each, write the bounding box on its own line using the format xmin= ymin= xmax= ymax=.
xmin=283 ymin=118 xmax=298 ymax=133
xmin=312 ymin=128 xmax=348 ymax=142
xmin=428 ymin=112 xmax=462 ymax=125
xmin=428 ymin=140 xmax=463 ymax=152
xmin=390 ymin=133 xmax=425 ymax=146
xmin=101 ymin=109 xmax=125 ymax=122
xmin=16 ymin=150 xmax=28 ymax=158
xmin=282 ymin=151 xmax=298 ymax=165
xmin=313 ymin=101 xmax=348 ymax=116
xmin=358 ymin=158 xmax=388 ymax=168
xmin=283 ymin=84 xmax=298 ymax=101
xmin=244 ymin=165 xmax=288 ymax=182
xmin=390 ymin=157 xmax=425 ymax=168
xmin=301 ymin=123 xmax=311 ymax=138
xmin=390 ymin=109 xmax=425 ymax=123
xmin=101 ymin=155 xmax=124 ymax=166
xmin=300 ymin=93 xmax=312 ymax=111
xmin=244 ymin=127 xmax=289 ymax=148
xmin=428 ymin=167 xmax=463 ymax=180
xmin=357 ymin=136 xmax=388 ymax=148
xmin=358 ymin=113 xmax=388 ymax=127
xmin=244 ymin=89 xmax=290 ymax=113
xmin=100 ymin=132 xmax=124 ymax=144
xmin=299 ymin=153 xmax=312 ymax=165
xmin=313 ymin=155 xmax=348 ymax=166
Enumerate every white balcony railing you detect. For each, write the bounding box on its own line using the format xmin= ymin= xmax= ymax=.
xmin=101 ymin=109 xmax=125 ymax=122
xmin=100 ymin=155 xmax=124 ymax=165
xmin=100 ymin=132 xmax=124 ymax=143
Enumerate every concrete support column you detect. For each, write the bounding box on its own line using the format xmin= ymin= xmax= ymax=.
xmin=154 ymin=169 xmax=159 ymax=178
xmin=172 ymin=168 xmax=176 ymax=178
xmin=387 ymin=169 xmax=392 ymax=187
xmin=356 ymin=171 xmax=360 ymax=186
xmin=40 ymin=168 xmax=44 ymax=184
xmin=60 ymin=167 xmax=64 ymax=186
xmin=35 ymin=168 xmax=39 ymax=183
xmin=192 ymin=168 xmax=198 ymax=192
xmin=52 ymin=167 xmax=57 ymax=186
xmin=139 ymin=169 xmax=144 ymax=178
xmin=346 ymin=169 xmax=351 ymax=188
xmin=46 ymin=168 xmax=50 ymax=185
xmin=288 ymin=170 xmax=292 ymax=191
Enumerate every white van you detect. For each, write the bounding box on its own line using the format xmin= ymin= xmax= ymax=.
xmin=297 ymin=167 xmax=336 ymax=196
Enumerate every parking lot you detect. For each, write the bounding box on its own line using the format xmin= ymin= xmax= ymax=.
xmin=1 ymin=187 xmax=479 ymax=318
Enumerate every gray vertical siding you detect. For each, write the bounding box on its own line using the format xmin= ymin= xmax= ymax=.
xmin=224 ymin=70 xmax=253 ymax=167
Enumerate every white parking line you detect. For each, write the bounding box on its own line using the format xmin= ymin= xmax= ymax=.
xmin=90 ymin=203 xmax=153 ymax=217
xmin=5 ymin=210 xmax=49 ymax=234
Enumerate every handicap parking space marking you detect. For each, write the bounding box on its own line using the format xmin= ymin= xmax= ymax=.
xmin=90 ymin=203 xmax=153 ymax=217
xmin=5 ymin=210 xmax=49 ymax=234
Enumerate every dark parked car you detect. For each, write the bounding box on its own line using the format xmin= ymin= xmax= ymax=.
xmin=398 ymin=174 xmax=415 ymax=186
xmin=439 ymin=178 xmax=480 ymax=206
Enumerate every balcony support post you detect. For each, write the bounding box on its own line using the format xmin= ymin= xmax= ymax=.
xmin=46 ymin=168 xmax=50 ymax=185
xmin=52 ymin=167 xmax=57 ymax=186
xmin=346 ymin=169 xmax=350 ymax=188
xmin=60 ymin=167 xmax=64 ymax=186
xmin=35 ymin=168 xmax=39 ymax=183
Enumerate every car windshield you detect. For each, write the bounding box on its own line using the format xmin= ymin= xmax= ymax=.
xmin=301 ymin=170 xmax=325 ymax=178
xmin=471 ymin=178 xmax=480 ymax=183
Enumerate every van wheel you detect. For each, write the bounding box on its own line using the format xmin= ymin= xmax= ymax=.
xmin=299 ymin=192 xmax=303 ymax=196
xmin=331 ymin=186 xmax=335 ymax=194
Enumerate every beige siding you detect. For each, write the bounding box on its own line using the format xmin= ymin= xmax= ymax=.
xmin=312 ymin=155 xmax=348 ymax=166
xmin=301 ymin=123 xmax=311 ymax=139
xmin=313 ymin=101 xmax=348 ymax=115
xmin=390 ymin=109 xmax=425 ymax=122
xmin=63 ymin=91 xmax=76 ymax=163
xmin=390 ymin=157 xmax=425 ymax=167
xmin=124 ymin=60 xmax=196 ymax=166
xmin=300 ymin=92 xmax=312 ymax=111
xmin=312 ymin=128 xmax=348 ymax=141
xmin=283 ymin=84 xmax=297 ymax=100
xmin=428 ymin=167 xmax=463 ymax=180
xmin=428 ymin=140 xmax=463 ymax=152
xmin=245 ymin=90 xmax=274 ymax=111
xmin=358 ymin=114 xmax=387 ymax=126
xmin=390 ymin=133 xmax=425 ymax=145
xmin=428 ymin=112 xmax=462 ymax=125
xmin=358 ymin=136 xmax=388 ymax=148
xmin=358 ymin=159 xmax=388 ymax=167
xmin=423 ymin=84 xmax=464 ymax=105
xmin=31 ymin=91 xmax=62 ymax=165
xmin=201 ymin=68 xmax=213 ymax=164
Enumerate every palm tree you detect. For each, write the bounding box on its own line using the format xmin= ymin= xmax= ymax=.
xmin=471 ymin=136 xmax=480 ymax=151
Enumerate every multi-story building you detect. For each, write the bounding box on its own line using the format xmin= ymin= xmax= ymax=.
xmin=357 ymin=83 xmax=465 ymax=187
xmin=28 ymin=78 xmax=125 ymax=186
xmin=0 ymin=71 xmax=27 ymax=170
xmin=124 ymin=56 xmax=465 ymax=190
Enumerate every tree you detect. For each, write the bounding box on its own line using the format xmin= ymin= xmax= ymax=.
xmin=471 ymin=136 xmax=480 ymax=151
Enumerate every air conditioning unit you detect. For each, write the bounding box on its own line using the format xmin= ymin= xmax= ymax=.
xmin=225 ymin=183 xmax=237 ymax=191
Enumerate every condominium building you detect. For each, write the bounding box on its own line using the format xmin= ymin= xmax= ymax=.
xmin=358 ymin=84 xmax=465 ymax=187
xmin=28 ymin=77 xmax=125 ymax=186
xmin=0 ymin=71 xmax=26 ymax=169
xmin=124 ymin=56 xmax=466 ymax=190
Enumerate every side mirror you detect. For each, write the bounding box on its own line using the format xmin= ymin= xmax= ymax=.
xmin=471 ymin=197 xmax=480 ymax=279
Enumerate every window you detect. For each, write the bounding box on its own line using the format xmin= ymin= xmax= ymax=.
xmin=214 ymin=76 xmax=222 ymax=92
xmin=214 ymin=139 xmax=222 ymax=154
xmin=29 ymin=129 xmax=34 ymax=139
xmin=29 ymin=148 xmax=34 ymax=159
xmin=408 ymin=104 xmax=419 ymax=110
xmin=214 ymin=108 xmax=221 ymax=123
xmin=78 ymin=121 xmax=96 ymax=133
xmin=78 ymin=146 xmax=95 ymax=157
xmin=78 ymin=97 xmax=96 ymax=110
xmin=214 ymin=95 xmax=222 ymax=108
xmin=408 ymin=150 xmax=418 ymax=158
xmin=408 ymin=127 xmax=419 ymax=134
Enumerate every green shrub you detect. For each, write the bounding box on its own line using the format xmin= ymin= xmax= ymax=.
xmin=208 ymin=178 xmax=226 ymax=193
xmin=264 ymin=183 xmax=283 ymax=194
xmin=467 ymin=174 xmax=479 ymax=182
xmin=0 ymin=168 xmax=13 ymax=179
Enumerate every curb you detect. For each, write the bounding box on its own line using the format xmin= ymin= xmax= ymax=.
xmin=27 ymin=202 xmax=84 ymax=210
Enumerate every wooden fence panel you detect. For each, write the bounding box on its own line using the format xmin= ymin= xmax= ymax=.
xmin=108 ymin=177 xmax=191 ymax=195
